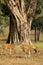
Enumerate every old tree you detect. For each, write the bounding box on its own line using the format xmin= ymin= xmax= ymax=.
xmin=5 ymin=0 xmax=37 ymax=45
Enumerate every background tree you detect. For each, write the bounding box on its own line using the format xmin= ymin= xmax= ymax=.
xmin=0 ymin=0 xmax=9 ymax=35
xmin=31 ymin=0 xmax=43 ymax=42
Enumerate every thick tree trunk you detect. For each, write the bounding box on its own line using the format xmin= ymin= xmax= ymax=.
xmin=5 ymin=0 xmax=37 ymax=44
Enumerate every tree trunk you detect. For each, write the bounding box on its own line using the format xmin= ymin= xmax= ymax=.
xmin=35 ymin=27 xmax=37 ymax=42
xmin=7 ymin=15 xmax=14 ymax=44
xmin=7 ymin=32 xmax=10 ymax=43
xmin=7 ymin=15 xmax=21 ymax=44
xmin=5 ymin=0 xmax=37 ymax=44
xmin=37 ymin=29 xmax=40 ymax=41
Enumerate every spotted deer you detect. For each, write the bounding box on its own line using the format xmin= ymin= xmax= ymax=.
xmin=1 ymin=43 xmax=16 ymax=55
xmin=21 ymin=44 xmax=38 ymax=57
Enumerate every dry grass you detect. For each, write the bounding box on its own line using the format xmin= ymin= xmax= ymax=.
xmin=0 ymin=29 xmax=43 ymax=65
xmin=0 ymin=43 xmax=43 ymax=65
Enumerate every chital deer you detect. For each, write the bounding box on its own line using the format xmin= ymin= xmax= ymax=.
xmin=21 ymin=44 xmax=38 ymax=57
xmin=1 ymin=43 xmax=16 ymax=55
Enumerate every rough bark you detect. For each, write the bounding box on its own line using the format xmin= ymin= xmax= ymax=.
xmin=5 ymin=0 xmax=37 ymax=44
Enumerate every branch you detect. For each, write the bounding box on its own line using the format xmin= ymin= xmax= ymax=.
xmin=27 ymin=0 xmax=37 ymax=16
xmin=21 ymin=0 xmax=25 ymax=12
xmin=15 ymin=0 xmax=21 ymax=13
xmin=5 ymin=0 xmax=24 ymax=22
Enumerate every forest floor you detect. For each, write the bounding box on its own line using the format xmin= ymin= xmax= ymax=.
xmin=0 ymin=42 xmax=43 ymax=65
xmin=0 ymin=27 xmax=43 ymax=65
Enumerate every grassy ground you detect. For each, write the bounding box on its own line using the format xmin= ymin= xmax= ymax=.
xmin=0 ymin=29 xmax=43 ymax=65
xmin=0 ymin=42 xmax=43 ymax=65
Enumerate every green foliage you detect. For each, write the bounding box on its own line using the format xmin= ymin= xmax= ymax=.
xmin=31 ymin=0 xmax=43 ymax=32
xmin=35 ymin=0 xmax=42 ymax=14
xmin=35 ymin=7 xmax=41 ymax=14
xmin=31 ymin=16 xmax=43 ymax=31
xmin=0 ymin=16 xmax=9 ymax=34
xmin=0 ymin=0 xmax=9 ymax=34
